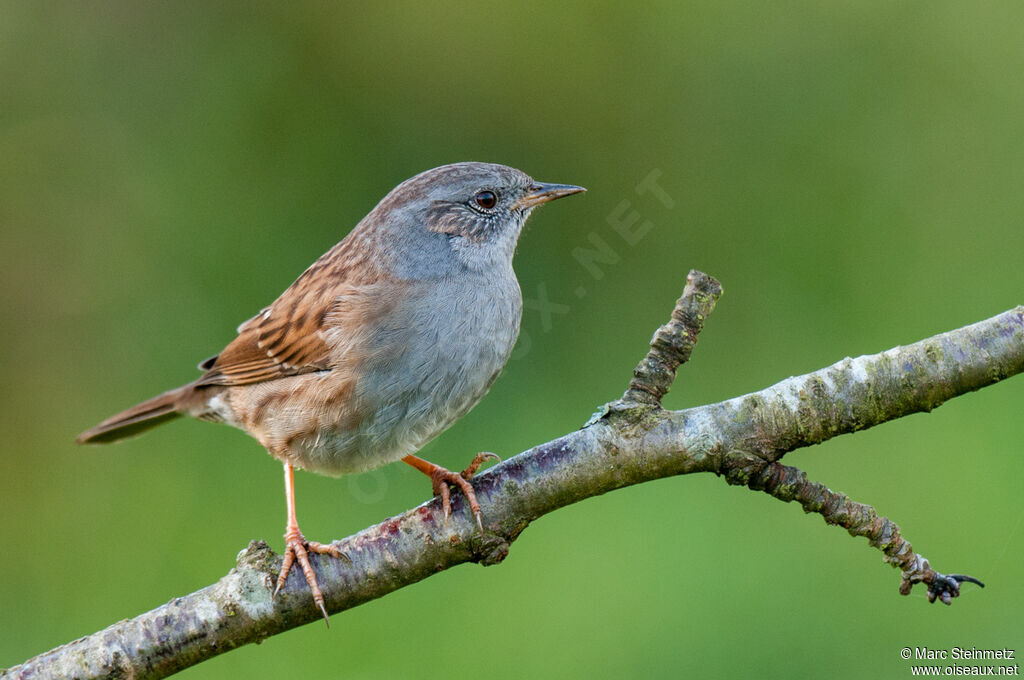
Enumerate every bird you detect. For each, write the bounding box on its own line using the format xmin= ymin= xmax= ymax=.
xmin=77 ymin=162 xmax=585 ymax=623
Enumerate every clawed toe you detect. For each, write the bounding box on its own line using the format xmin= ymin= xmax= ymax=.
xmin=275 ymin=529 xmax=348 ymax=625
xmin=431 ymin=467 xmax=485 ymax=531
xmin=404 ymin=453 xmax=499 ymax=531
xmin=461 ymin=452 xmax=501 ymax=480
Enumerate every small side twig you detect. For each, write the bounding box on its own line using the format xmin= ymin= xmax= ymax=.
xmin=722 ymin=458 xmax=984 ymax=604
xmin=623 ymin=269 xmax=723 ymax=405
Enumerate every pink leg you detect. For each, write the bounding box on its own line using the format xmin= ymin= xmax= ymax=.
xmin=273 ymin=462 xmax=345 ymax=625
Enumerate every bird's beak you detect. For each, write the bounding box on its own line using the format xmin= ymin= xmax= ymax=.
xmin=516 ymin=181 xmax=587 ymax=209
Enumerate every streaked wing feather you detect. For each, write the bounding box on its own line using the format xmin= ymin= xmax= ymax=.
xmin=194 ymin=236 xmax=392 ymax=388
xmin=195 ymin=311 xmax=331 ymax=387
xmin=197 ymin=272 xmax=337 ymax=387
xmin=193 ymin=236 xmax=393 ymax=387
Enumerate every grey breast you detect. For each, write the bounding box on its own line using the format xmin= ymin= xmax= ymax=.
xmin=336 ymin=268 xmax=523 ymax=473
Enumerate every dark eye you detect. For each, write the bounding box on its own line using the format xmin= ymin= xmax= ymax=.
xmin=473 ymin=190 xmax=498 ymax=211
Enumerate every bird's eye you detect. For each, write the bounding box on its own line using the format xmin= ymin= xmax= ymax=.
xmin=472 ymin=190 xmax=498 ymax=211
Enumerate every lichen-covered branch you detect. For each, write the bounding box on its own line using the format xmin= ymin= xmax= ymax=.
xmin=4 ymin=273 xmax=1022 ymax=680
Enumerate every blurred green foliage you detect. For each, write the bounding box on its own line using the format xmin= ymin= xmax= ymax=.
xmin=2 ymin=2 xmax=1023 ymax=677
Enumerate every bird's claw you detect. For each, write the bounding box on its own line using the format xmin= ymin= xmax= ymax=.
xmin=274 ymin=528 xmax=349 ymax=625
xmin=430 ymin=452 xmax=500 ymax=532
xmin=461 ymin=451 xmax=501 ymax=480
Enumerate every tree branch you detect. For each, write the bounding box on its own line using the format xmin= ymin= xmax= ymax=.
xmin=5 ymin=271 xmax=1022 ymax=680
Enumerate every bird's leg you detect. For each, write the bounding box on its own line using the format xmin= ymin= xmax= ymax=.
xmin=402 ymin=452 xmax=499 ymax=531
xmin=273 ymin=461 xmax=346 ymax=625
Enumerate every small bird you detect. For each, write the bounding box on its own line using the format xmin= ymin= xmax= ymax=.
xmin=77 ymin=162 xmax=585 ymax=622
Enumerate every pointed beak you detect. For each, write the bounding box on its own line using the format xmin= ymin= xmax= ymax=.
xmin=516 ymin=181 xmax=586 ymax=209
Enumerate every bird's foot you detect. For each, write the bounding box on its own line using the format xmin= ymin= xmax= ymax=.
xmin=274 ymin=526 xmax=348 ymax=625
xmin=405 ymin=452 xmax=499 ymax=531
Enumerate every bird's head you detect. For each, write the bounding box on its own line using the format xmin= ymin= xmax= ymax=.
xmin=367 ymin=162 xmax=585 ymax=275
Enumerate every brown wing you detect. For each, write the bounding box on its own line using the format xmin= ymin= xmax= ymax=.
xmin=194 ymin=228 xmax=396 ymax=388
xmin=195 ymin=291 xmax=334 ymax=387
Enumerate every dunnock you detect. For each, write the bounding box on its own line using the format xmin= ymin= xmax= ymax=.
xmin=78 ymin=162 xmax=585 ymax=622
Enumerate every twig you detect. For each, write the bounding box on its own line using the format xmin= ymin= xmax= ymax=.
xmin=623 ymin=270 xmax=723 ymax=404
xmin=4 ymin=271 xmax=1022 ymax=680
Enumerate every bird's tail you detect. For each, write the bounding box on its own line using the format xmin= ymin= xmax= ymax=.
xmin=76 ymin=384 xmax=197 ymax=444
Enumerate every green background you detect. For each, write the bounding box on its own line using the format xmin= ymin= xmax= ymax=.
xmin=2 ymin=2 xmax=1022 ymax=677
